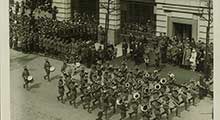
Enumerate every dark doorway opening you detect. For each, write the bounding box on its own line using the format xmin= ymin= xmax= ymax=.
xmin=71 ymin=0 xmax=99 ymax=17
xmin=173 ymin=23 xmax=192 ymax=41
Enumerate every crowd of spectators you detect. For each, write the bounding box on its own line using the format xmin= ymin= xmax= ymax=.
xmin=9 ymin=0 xmax=116 ymax=68
xmin=121 ymin=32 xmax=213 ymax=78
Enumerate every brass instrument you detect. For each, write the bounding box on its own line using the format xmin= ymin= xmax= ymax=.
xmin=125 ymin=82 xmax=130 ymax=87
xmin=167 ymin=94 xmax=180 ymax=107
xmin=144 ymin=88 xmax=149 ymax=93
xmin=145 ymin=72 xmax=150 ymax=78
xmin=133 ymin=92 xmax=141 ymax=100
xmin=160 ymin=78 xmax=167 ymax=85
xmin=168 ymin=73 xmax=175 ymax=78
xmin=116 ymin=98 xmax=123 ymax=105
xmin=141 ymin=104 xmax=149 ymax=112
xmin=154 ymin=83 xmax=161 ymax=90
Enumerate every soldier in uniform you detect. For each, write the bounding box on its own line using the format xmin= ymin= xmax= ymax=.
xmin=119 ymin=100 xmax=129 ymax=120
xmin=82 ymin=87 xmax=92 ymax=113
xmin=61 ymin=61 xmax=67 ymax=74
xmin=67 ymin=82 xmax=78 ymax=108
xmin=43 ymin=59 xmax=51 ymax=81
xmin=92 ymin=86 xmax=102 ymax=108
xmin=128 ymin=97 xmax=139 ymax=119
xmin=15 ymin=1 xmax=20 ymax=15
xmin=122 ymin=40 xmax=128 ymax=60
xmin=102 ymin=91 xmax=110 ymax=119
xmin=57 ymin=79 xmax=65 ymax=103
xmin=22 ymin=65 xmax=30 ymax=90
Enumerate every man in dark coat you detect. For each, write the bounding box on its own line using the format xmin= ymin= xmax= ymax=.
xmin=122 ymin=40 xmax=128 ymax=59
xmin=44 ymin=59 xmax=51 ymax=81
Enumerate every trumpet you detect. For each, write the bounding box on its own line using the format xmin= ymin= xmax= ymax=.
xmin=160 ymin=78 xmax=167 ymax=85
xmin=133 ymin=92 xmax=141 ymax=100
xmin=143 ymin=87 xmax=150 ymax=94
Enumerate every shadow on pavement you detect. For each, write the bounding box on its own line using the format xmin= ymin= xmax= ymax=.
xmin=30 ymin=82 xmax=42 ymax=90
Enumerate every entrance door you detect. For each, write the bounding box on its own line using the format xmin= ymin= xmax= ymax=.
xmin=173 ymin=23 xmax=192 ymax=41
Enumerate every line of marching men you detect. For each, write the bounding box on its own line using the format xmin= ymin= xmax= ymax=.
xmin=21 ymin=59 xmax=212 ymax=120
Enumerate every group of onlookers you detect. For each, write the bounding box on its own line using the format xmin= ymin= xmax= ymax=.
xmin=121 ymin=33 xmax=213 ymax=78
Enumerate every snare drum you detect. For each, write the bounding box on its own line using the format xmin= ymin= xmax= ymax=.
xmin=50 ymin=66 xmax=56 ymax=72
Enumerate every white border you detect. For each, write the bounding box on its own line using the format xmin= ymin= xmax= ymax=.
xmin=0 ymin=0 xmax=220 ymax=120
xmin=0 ymin=0 xmax=10 ymax=120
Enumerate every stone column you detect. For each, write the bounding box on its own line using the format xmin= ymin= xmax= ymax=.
xmin=53 ymin=0 xmax=71 ymax=20
xmin=99 ymin=0 xmax=121 ymax=45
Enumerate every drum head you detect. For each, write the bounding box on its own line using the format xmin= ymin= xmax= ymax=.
xmin=27 ymin=76 xmax=33 ymax=81
xmin=50 ymin=66 xmax=56 ymax=72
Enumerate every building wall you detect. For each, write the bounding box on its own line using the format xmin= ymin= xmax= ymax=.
xmin=52 ymin=0 xmax=213 ymax=43
xmin=53 ymin=0 xmax=71 ymax=20
xmin=155 ymin=0 xmax=213 ymax=42
xmin=99 ymin=0 xmax=121 ymax=45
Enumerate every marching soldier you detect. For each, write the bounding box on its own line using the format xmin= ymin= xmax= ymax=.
xmin=128 ymin=97 xmax=139 ymax=119
xmin=57 ymin=79 xmax=65 ymax=103
xmin=67 ymin=82 xmax=78 ymax=108
xmin=44 ymin=59 xmax=51 ymax=81
xmin=102 ymin=91 xmax=110 ymax=119
xmin=15 ymin=1 xmax=20 ymax=15
xmin=82 ymin=88 xmax=92 ymax=113
xmin=96 ymin=111 xmax=104 ymax=120
xmin=119 ymin=100 xmax=129 ymax=120
xmin=122 ymin=40 xmax=128 ymax=59
xmin=22 ymin=65 xmax=30 ymax=90
xmin=61 ymin=61 xmax=67 ymax=74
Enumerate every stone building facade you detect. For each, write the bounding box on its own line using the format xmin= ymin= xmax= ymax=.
xmin=53 ymin=0 xmax=213 ymax=44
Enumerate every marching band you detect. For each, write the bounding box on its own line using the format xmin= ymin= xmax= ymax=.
xmin=21 ymin=59 xmax=212 ymax=120
xmin=11 ymin=0 xmax=213 ymax=120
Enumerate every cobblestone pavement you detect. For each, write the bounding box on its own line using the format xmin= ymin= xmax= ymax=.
xmin=10 ymin=49 xmax=213 ymax=120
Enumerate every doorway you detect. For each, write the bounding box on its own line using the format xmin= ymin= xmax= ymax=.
xmin=173 ymin=22 xmax=192 ymax=41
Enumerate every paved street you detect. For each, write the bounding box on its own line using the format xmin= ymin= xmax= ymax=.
xmin=10 ymin=49 xmax=213 ymax=120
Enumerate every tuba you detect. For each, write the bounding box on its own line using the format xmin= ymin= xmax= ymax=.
xmin=133 ymin=92 xmax=141 ymax=100
xmin=125 ymin=82 xmax=130 ymax=88
xmin=141 ymin=104 xmax=149 ymax=112
xmin=160 ymin=78 xmax=167 ymax=85
xmin=144 ymin=87 xmax=149 ymax=94
xmin=154 ymin=83 xmax=161 ymax=90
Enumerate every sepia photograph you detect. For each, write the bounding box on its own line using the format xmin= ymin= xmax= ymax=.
xmin=7 ymin=0 xmax=214 ymax=120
